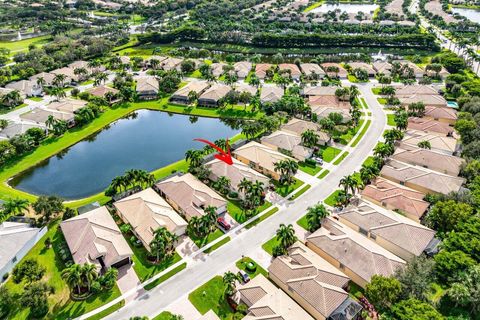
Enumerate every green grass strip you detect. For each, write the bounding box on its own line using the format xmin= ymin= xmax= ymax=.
xmin=351 ymin=120 xmax=372 ymax=147
xmin=144 ymin=262 xmax=187 ymax=291
xmin=333 ymin=151 xmax=349 ymax=165
xmin=86 ymin=300 xmax=125 ymax=320
xmin=317 ymin=169 xmax=330 ymax=179
xmin=204 ymin=236 xmax=231 ymax=254
xmin=290 ymin=184 xmax=311 ymax=200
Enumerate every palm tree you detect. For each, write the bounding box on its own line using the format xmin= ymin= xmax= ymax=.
xmin=374 ymin=142 xmax=394 ymax=161
xmin=274 ymin=159 xmax=298 ymax=185
xmin=301 ymin=129 xmax=319 ymax=148
xmin=383 ymin=129 xmax=404 ymax=144
xmin=81 ymin=264 xmax=98 ymax=291
xmin=417 ymin=140 xmax=431 ymax=149
xmin=53 ymin=74 xmax=66 ymax=88
xmin=185 ymin=149 xmax=204 ymax=169
xmin=359 ymin=165 xmax=378 ymax=186
xmin=339 ymin=174 xmax=357 ymax=197
xmin=50 ymin=86 xmax=66 ymax=101
xmin=238 ymin=178 xmax=253 ymax=198
xmin=36 ymin=76 xmax=46 ymax=88
xmin=2 ymin=198 xmax=29 ymax=216
xmin=111 ymin=176 xmax=127 ymax=193
xmin=45 ymin=115 xmax=56 ymax=131
xmin=203 ymin=206 xmax=218 ymax=234
xmin=94 ymin=72 xmax=108 ymax=86
xmin=149 ymin=227 xmax=178 ymax=263
xmin=74 ymin=67 xmax=88 ymax=82
xmin=62 ymin=264 xmax=83 ymax=295
xmin=1 ymin=90 xmax=22 ymax=108
xmin=223 ymin=271 xmax=240 ymax=297
xmin=306 ymin=204 xmax=329 ymax=232
xmin=215 ymin=176 xmax=231 ymax=195
xmin=276 ymin=224 xmax=297 ymax=251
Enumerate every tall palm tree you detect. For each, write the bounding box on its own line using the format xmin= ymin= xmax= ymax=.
xmin=36 ymin=76 xmax=46 ymax=88
xmin=53 ymin=74 xmax=66 ymax=88
xmin=274 ymin=159 xmax=298 ymax=185
xmin=2 ymin=198 xmax=29 ymax=216
xmin=111 ymin=176 xmax=126 ymax=192
xmin=276 ymin=223 xmax=297 ymax=251
xmin=374 ymin=142 xmax=394 ymax=161
xmin=339 ymin=174 xmax=357 ymax=197
xmin=203 ymin=206 xmax=218 ymax=234
xmin=306 ymin=204 xmax=329 ymax=232
xmin=94 ymin=72 xmax=108 ymax=86
xmin=215 ymin=176 xmax=231 ymax=195
xmin=81 ymin=264 xmax=98 ymax=291
xmin=185 ymin=149 xmax=203 ymax=169
xmin=45 ymin=115 xmax=56 ymax=130
xmin=301 ymin=129 xmax=319 ymax=148
xmin=62 ymin=264 xmax=83 ymax=294
xmin=383 ymin=129 xmax=404 ymax=144
xmin=359 ymin=165 xmax=378 ymax=186
xmin=223 ymin=271 xmax=240 ymax=297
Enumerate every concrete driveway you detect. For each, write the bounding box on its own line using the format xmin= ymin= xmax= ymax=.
xmin=117 ymin=264 xmax=144 ymax=304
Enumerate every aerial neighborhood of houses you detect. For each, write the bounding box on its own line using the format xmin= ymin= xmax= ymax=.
xmin=0 ymin=1 xmax=479 ymax=318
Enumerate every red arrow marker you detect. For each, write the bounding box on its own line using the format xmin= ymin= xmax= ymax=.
xmin=194 ymin=138 xmax=233 ymax=165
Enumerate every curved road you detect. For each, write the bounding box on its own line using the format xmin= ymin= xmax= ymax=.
xmin=94 ymin=83 xmax=386 ymax=319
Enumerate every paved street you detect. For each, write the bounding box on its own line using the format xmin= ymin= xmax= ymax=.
xmin=87 ymin=83 xmax=387 ymax=320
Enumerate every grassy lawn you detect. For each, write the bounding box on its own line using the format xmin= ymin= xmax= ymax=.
xmin=371 ymin=87 xmax=382 ymax=95
xmin=28 ymin=96 xmax=43 ymax=102
xmin=85 ymin=300 xmax=125 ymax=320
xmin=191 ymin=229 xmax=224 ymax=249
xmin=362 ymin=156 xmax=376 ymax=167
xmin=339 ymin=119 xmax=364 ymax=144
xmin=318 ymin=146 xmax=342 ymax=163
xmin=245 ymin=207 xmax=279 ymax=229
xmin=0 ymin=35 xmax=52 ymax=54
xmin=297 ymin=215 xmax=309 ymax=231
xmin=236 ymin=257 xmax=267 ymax=279
xmin=351 ymin=120 xmax=372 ymax=148
xmin=188 ymin=276 xmax=236 ymax=319
xmin=262 ymin=236 xmax=280 ymax=256
xmin=4 ymin=223 xmax=122 ymax=320
xmin=377 ymin=98 xmax=387 ymax=105
xmin=290 ymin=184 xmax=311 ymax=200
xmin=387 ymin=114 xmax=396 ymax=126
xmin=0 ymin=97 xmax=260 ymax=207
xmin=144 ymin=262 xmax=187 ymax=291
xmin=125 ymin=232 xmax=182 ymax=282
xmin=303 ymin=0 xmax=324 ymax=12
xmin=272 ymin=178 xmax=304 ymax=197
xmin=360 ymin=97 xmax=369 ymax=109
xmin=153 ymin=312 xmax=183 ymax=320
xmin=0 ymin=103 xmax=27 ymax=115
xmin=205 ymin=236 xmax=231 ymax=254
xmin=227 ymin=200 xmax=272 ymax=223
xmin=318 ymin=169 xmax=330 ymax=179
xmin=324 ymin=190 xmax=341 ymax=206
xmin=298 ymin=161 xmax=322 ymax=175
xmin=332 ymin=151 xmax=349 ymax=165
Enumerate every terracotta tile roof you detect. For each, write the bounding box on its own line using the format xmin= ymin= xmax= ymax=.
xmin=302 ymin=86 xmax=337 ymax=96
xmin=380 ymin=159 xmax=465 ymax=195
xmin=338 ymin=199 xmax=436 ymax=257
xmin=407 ymin=117 xmax=455 ymax=136
xmin=392 ymin=146 xmax=464 ymax=176
xmin=321 ymin=63 xmax=348 ymax=77
xmin=361 ymin=177 xmax=429 ymax=220
xmin=60 ymin=206 xmax=132 ymax=269
xmin=307 ymin=218 xmax=405 ymax=283
xmin=308 ymin=95 xmax=351 ymax=110
xmin=233 ymin=141 xmax=296 ymax=174
xmin=46 ymin=99 xmax=87 ymax=113
xmin=255 ymin=63 xmax=273 ymax=78
xmin=114 ymin=188 xmax=187 ymax=248
xmin=278 ymin=63 xmax=302 ymax=78
xmin=205 ymin=158 xmax=269 ymax=196
xmin=155 ymin=173 xmax=226 ymax=220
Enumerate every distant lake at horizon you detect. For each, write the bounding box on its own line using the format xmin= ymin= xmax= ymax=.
xmin=310 ymin=3 xmax=379 ymax=13
xmin=10 ymin=110 xmax=239 ymax=200
xmin=451 ymin=7 xmax=480 ymax=23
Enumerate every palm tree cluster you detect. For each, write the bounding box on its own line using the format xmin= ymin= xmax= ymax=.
xmin=273 ymin=223 xmax=297 ymax=257
xmin=301 ymin=129 xmax=319 ymax=148
xmin=187 ymin=206 xmax=218 ymax=239
xmin=223 ymin=271 xmax=242 ymax=297
xmin=45 ymin=115 xmax=68 ymax=136
xmin=149 ymin=227 xmax=179 ymax=263
xmin=62 ymin=263 xmax=118 ymax=296
xmin=237 ymin=178 xmax=265 ymax=214
xmin=33 ymin=195 xmax=64 ymax=225
xmin=106 ymin=169 xmax=155 ymax=196
xmin=74 ymin=104 xmax=103 ymax=126
xmin=306 ymin=203 xmax=330 ymax=232
xmin=0 ymin=90 xmax=23 ymax=109
xmin=274 ymin=159 xmax=298 ymax=186
xmin=0 ymin=198 xmax=29 ymax=221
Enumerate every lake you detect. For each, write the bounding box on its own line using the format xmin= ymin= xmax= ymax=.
xmin=11 ymin=110 xmax=240 ymax=200
xmin=310 ymin=3 xmax=379 ymax=13
xmin=451 ymin=7 xmax=480 ymax=23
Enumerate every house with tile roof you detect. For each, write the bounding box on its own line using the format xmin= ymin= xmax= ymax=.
xmin=400 ymin=130 xmax=458 ymax=155
xmin=0 ymin=122 xmax=44 ymax=140
xmin=398 ymin=94 xmax=447 ymax=108
xmin=300 ymin=63 xmax=326 ymax=78
xmin=155 ymin=173 xmax=227 ymax=221
xmin=394 ymin=85 xmax=439 ymax=96
xmin=20 ymin=108 xmax=76 ymax=127
xmin=348 ymin=62 xmax=376 ymax=77
xmin=197 ymin=83 xmax=232 ymax=107
xmin=161 ymin=57 xmax=183 ymax=71
xmin=170 ymin=81 xmax=210 ymax=105
xmin=5 ymin=80 xmax=42 ymax=97
xmin=211 ymin=63 xmax=228 ymax=78
xmin=269 ymin=242 xmax=363 ymax=320
xmin=204 ymin=157 xmax=269 ymax=200
xmin=391 ymin=145 xmax=464 ymax=176
xmin=260 ymin=130 xmax=313 ymax=161
xmin=260 ymin=86 xmax=284 ymax=104
xmin=407 ymin=117 xmax=456 ymax=137
xmin=135 ymin=76 xmax=159 ymax=100
xmin=336 ymin=199 xmax=438 ymax=260
xmin=114 ymin=188 xmax=187 ymax=250
xmin=281 ymin=118 xmax=331 ymax=146
xmin=61 ymin=206 xmax=133 ymax=271
xmin=235 ymin=274 xmax=314 ymax=320
xmin=233 ymin=141 xmax=296 ymax=181
xmin=423 ymin=106 xmax=457 ymax=124
xmin=234 ymin=61 xmax=253 ymax=79
xmin=380 ymin=159 xmax=465 ymax=195
xmin=372 ymin=62 xmax=392 ymax=76
xmin=306 ymin=217 xmax=406 ymax=288
xmin=29 ymin=72 xmax=56 ymax=87
xmin=361 ymin=177 xmax=429 ymax=222
xmin=321 ymin=63 xmax=348 ymax=78
xmin=278 ymin=63 xmax=302 ymax=79
xmin=234 ymin=83 xmax=258 ymax=96
xmin=46 ymin=99 xmax=87 ymax=113
xmin=301 ymin=86 xmax=338 ymax=97
xmin=86 ymin=85 xmax=120 ymax=99
xmin=50 ymin=67 xmax=78 ymax=83
xmin=255 ymin=63 xmax=273 ymax=79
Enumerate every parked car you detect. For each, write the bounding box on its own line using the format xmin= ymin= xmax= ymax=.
xmin=313 ymin=156 xmax=323 ymax=165
xmin=217 ymin=217 xmax=231 ymax=230
xmin=239 ymin=270 xmax=250 ymax=283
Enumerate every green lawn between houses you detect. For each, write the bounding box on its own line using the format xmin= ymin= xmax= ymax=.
xmin=227 ymin=200 xmax=272 ymax=223
xmin=387 ymin=114 xmax=397 ymax=126
xmin=351 ymin=120 xmax=372 ymax=148
xmin=236 ymin=257 xmax=268 ymax=279
xmin=324 ymin=189 xmax=342 ymax=206
xmin=333 ymin=151 xmax=349 ymax=165
xmin=262 ymin=236 xmax=280 ymax=256
xmin=0 ymin=98 xmax=262 ymax=208
xmin=297 ymin=215 xmax=309 ymax=231
xmin=188 ymin=276 xmax=236 ymax=319
xmin=272 ymin=178 xmax=304 ymax=197
xmin=290 ymin=184 xmax=311 ymax=200
xmin=318 ymin=146 xmax=342 ymax=163
xmin=298 ymin=162 xmax=322 ymax=175
xmin=4 ymin=223 xmax=122 ymax=320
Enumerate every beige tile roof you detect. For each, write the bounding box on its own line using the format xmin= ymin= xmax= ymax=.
xmin=278 ymin=63 xmax=302 ymax=78
xmin=401 ymin=130 xmax=458 ymax=154
xmin=348 ymin=62 xmax=376 ymax=74
xmin=155 ymin=173 xmax=226 ymax=220
xmin=308 ymin=95 xmax=350 ymax=109
xmin=361 ymin=177 xmax=429 ymax=220
xmin=235 ymin=83 xmax=258 ymax=96
xmin=311 ymin=106 xmax=352 ymax=122
xmin=407 ymin=117 xmax=455 ymax=136
xmin=260 ymin=86 xmax=284 ymax=103
xmin=0 ymin=122 xmax=43 ymax=139
xmin=238 ymin=274 xmax=314 ymax=320
xmin=307 ymin=217 xmax=406 ymax=283
xmin=51 ymin=67 xmax=77 ymax=81
xmin=205 ymin=158 xmax=269 ymax=195
xmin=198 ymin=83 xmax=232 ymax=102
xmin=300 ymin=63 xmax=325 ymax=76
xmin=20 ymin=108 xmax=74 ymax=124
xmin=302 ymin=86 xmax=338 ymax=96
xmin=171 ymin=81 xmax=210 ymax=99
xmin=372 ymin=62 xmax=392 ymax=75
xmin=114 ymin=188 xmax=187 ymax=248
xmin=60 ymin=206 xmax=133 ymax=268
xmin=380 ymin=159 xmax=465 ymax=195
xmin=234 ymin=141 xmax=295 ymax=174
xmin=338 ymin=199 xmax=436 ymax=257
xmin=197 ymin=310 xmax=220 ymax=320
xmin=161 ymin=57 xmax=183 ymax=71
xmin=394 ymin=85 xmax=439 ymax=96
xmin=281 ymin=118 xmax=331 ymax=142
xmin=46 ymin=99 xmax=87 ymax=113
xmin=424 ymin=106 xmax=457 ymax=120
xmin=68 ymin=60 xmax=105 ymax=73
xmin=321 ymin=63 xmax=348 ymax=77
xmin=86 ymin=85 xmax=119 ymax=98
xmin=5 ymin=80 xmax=39 ymax=96
xmin=392 ymin=146 xmax=464 ymax=176
xmin=234 ymin=61 xmax=253 ymax=78
xmin=211 ymin=63 xmax=227 ymax=77
xmin=269 ymin=242 xmax=352 ymax=318
xmin=260 ymin=130 xmax=312 ymax=161
xmin=136 ymin=76 xmax=159 ymax=93
xmin=398 ymin=94 xmax=447 ymax=107
xmin=29 ymin=72 xmax=56 ymax=86
xmin=255 ymin=63 xmax=273 ymax=78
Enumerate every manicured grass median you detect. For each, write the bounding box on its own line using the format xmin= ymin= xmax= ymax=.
xmin=262 ymin=236 xmax=280 ymax=256
xmin=191 ymin=229 xmax=224 ymax=249
xmin=236 ymin=257 xmax=267 ymax=279
xmin=246 ymin=207 xmax=279 ymax=229
xmin=317 ymin=169 xmax=330 ymax=179
xmin=377 ymin=98 xmax=387 ymax=105
xmin=289 ymin=184 xmax=311 ymax=200
xmin=298 ymin=161 xmax=322 ymax=175
xmin=324 ymin=190 xmax=342 ymax=207
xmin=204 ymin=236 xmax=231 ymax=254
xmin=144 ymin=262 xmax=187 ymax=290
xmin=86 ymin=300 xmax=125 ymax=320
xmin=387 ymin=114 xmax=396 ymax=126
xmin=319 ymin=146 xmax=342 ymax=163
xmin=189 ymin=276 xmax=235 ymax=318
xmin=333 ymin=151 xmax=349 ymax=165
xmin=351 ymin=120 xmax=372 ymax=148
